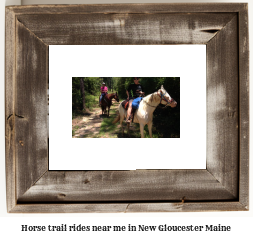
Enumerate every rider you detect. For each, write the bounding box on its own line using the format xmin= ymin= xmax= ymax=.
xmin=99 ymin=82 xmax=108 ymax=106
xmin=126 ymin=77 xmax=145 ymax=123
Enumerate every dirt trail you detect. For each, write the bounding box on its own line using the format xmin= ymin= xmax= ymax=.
xmin=72 ymin=101 xmax=121 ymax=138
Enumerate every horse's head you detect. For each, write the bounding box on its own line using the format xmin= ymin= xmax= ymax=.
xmin=114 ymin=92 xmax=119 ymax=102
xmin=158 ymin=85 xmax=177 ymax=108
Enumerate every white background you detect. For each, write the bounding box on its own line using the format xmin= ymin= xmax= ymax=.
xmin=1 ymin=0 xmax=252 ymax=237
xmin=49 ymin=45 xmax=206 ymax=170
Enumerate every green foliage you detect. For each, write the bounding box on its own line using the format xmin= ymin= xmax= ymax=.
xmin=72 ymin=125 xmax=80 ymax=136
xmin=72 ymin=77 xmax=102 ymax=112
xmin=99 ymin=108 xmax=118 ymax=135
xmin=85 ymin=94 xmax=98 ymax=110
xmin=114 ymin=77 xmax=132 ymax=98
xmin=72 ymin=77 xmax=83 ymax=110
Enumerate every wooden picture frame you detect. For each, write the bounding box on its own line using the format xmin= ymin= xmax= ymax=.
xmin=5 ymin=3 xmax=249 ymax=213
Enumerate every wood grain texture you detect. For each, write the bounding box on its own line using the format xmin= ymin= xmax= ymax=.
xmin=5 ymin=7 xmax=16 ymax=212
xmin=16 ymin=13 xmax=235 ymax=45
xmin=238 ymin=4 xmax=249 ymax=208
xmin=10 ymin=202 xmax=247 ymax=213
xmin=7 ymin=3 xmax=246 ymax=15
xmin=18 ymin=170 xmax=236 ymax=202
xmin=206 ymin=16 xmax=239 ymax=198
xmin=15 ymin=20 xmax=48 ymax=200
xmin=126 ymin=202 xmax=247 ymax=213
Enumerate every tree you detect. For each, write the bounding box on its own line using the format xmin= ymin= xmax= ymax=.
xmin=80 ymin=77 xmax=85 ymax=110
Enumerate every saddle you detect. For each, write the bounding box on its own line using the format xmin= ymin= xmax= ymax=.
xmin=121 ymin=100 xmax=129 ymax=110
xmin=122 ymin=100 xmax=136 ymax=122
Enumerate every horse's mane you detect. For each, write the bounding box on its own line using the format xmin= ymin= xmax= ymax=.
xmin=143 ymin=92 xmax=160 ymax=103
xmin=139 ymin=92 xmax=161 ymax=109
xmin=106 ymin=92 xmax=116 ymax=98
xmin=107 ymin=92 xmax=117 ymax=96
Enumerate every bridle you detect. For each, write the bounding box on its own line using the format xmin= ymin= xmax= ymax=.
xmin=113 ymin=93 xmax=119 ymax=102
xmin=142 ymin=90 xmax=174 ymax=108
xmin=157 ymin=90 xmax=174 ymax=107
xmin=109 ymin=93 xmax=119 ymax=102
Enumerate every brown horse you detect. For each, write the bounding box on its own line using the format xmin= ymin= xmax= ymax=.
xmin=100 ymin=92 xmax=119 ymax=117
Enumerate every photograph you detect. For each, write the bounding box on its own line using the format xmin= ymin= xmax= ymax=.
xmin=72 ymin=77 xmax=180 ymax=138
xmin=3 ymin=1 xmax=250 ymax=217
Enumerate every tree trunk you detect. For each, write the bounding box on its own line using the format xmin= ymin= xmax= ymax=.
xmin=80 ymin=77 xmax=85 ymax=110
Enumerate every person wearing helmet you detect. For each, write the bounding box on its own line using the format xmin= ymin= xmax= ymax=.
xmin=99 ymin=82 xmax=108 ymax=106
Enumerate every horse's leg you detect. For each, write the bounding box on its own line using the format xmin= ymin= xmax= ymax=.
xmin=108 ymin=106 xmax=110 ymax=117
xmin=140 ymin=123 xmax=145 ymax=138
xmin=122 ymin=124 xmax=124 ymax=137
xmin=148 ymin=121 xmax=153 ymax=138
xmin=119 ymin=113 xmax=124 ymax=137
xmin=127 ymin=123 xmax=130 ymax=137
xmin=120 ymin=117 xmax=124 ymax=137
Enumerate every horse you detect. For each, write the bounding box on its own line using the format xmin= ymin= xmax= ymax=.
xmin=113 ymin=85 xmax=177 ymax=138
xmin=100 ymin=92 xmax=119 ymax=117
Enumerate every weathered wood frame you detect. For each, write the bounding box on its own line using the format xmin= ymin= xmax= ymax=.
xmin=5 ymin=4 xmax=249 ymax=213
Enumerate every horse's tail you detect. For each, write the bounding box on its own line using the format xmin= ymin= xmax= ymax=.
xmin=113 ymin=102 xmax=123 ymax=124
xmin=112 ymin=115 xmax=120 ymax=124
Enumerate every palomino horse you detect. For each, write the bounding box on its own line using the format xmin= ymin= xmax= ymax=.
xmin=113 ymin=85 xmax=177 ymax=138
xmin=100 ymin=92 xmax=119 ymax=117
